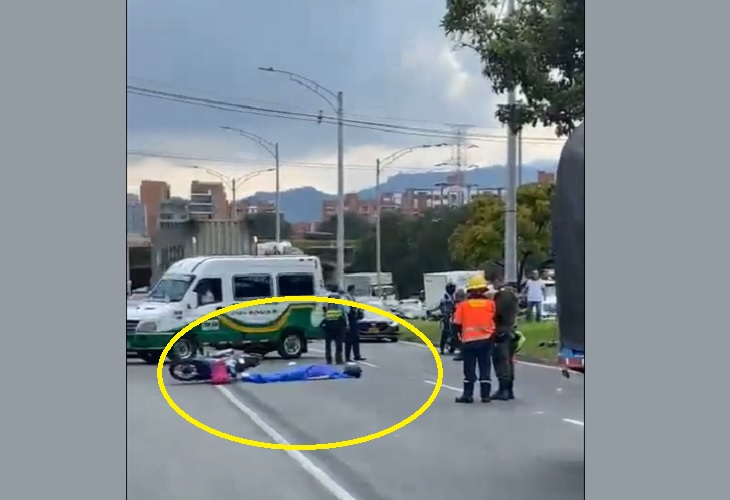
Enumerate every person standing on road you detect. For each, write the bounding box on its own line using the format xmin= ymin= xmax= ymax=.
xmin=344 ymin=285 xmax=366 ymax=362
xmin=452 ymin=275 xmax=496 ymax=403
xmin=451 ymin=288 xmax=466 ymax=360
xmin=489 ymin=278 xmax=520 ymax=400
xmin=437 ymin=282 xmax=458 ymax=355
xmin=524 ymin=270 xmax=546 ymax=322
xmin=320 ymin=294 xmax=347 ymax=364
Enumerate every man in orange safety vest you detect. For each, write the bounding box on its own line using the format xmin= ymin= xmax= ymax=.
xmin=451 ymin=275 xmax=496 ymax=403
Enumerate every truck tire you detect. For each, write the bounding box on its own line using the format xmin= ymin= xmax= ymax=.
xmin=138 ymin=350 xmax=164 ymax=365
xmin=168 ymin=336 xmax=199 ymax=362
xmin=277 ymin=329 xmax=305 ymax=359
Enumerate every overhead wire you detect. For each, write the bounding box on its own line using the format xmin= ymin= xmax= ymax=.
xmin=126 ymin=150 xmax=469 ymax=172
xmin=127 ymin=85 xmax=563 ymax=144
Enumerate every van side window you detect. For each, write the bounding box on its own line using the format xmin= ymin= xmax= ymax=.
xmin=232 ymin=275 xmax=272 ymax=300
xmin=193 ymin=278 xmax=223 ymax=305
xmin=277 ymin=273 xmax=315 ymax=296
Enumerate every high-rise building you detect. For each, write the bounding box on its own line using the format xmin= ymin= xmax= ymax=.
xmin=139 ymin=180 xmax=171 ymax=236
xmin=126 ymin=193 xmax=146 ymax=235
xmin=159 ymin=197 xmax=191 ymax=225
xmin=537 ymin=170 xmax=556 ymax=184
xmin=190 ymin=181 xmax=228 ymax=220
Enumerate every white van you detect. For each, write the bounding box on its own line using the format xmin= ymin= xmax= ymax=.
xmin=126 ymin=255 xmax=328 ymax=364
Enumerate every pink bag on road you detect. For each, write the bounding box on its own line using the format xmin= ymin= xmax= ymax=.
xmin=210 ymin=360 xmax=232 ymax=385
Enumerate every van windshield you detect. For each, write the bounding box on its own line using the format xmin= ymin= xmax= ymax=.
xmin=148 ymin=274 xmax=194 ymax=302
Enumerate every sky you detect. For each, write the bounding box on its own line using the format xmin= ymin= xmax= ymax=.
xmin=127 ymin=0 xmax=566 ymax=198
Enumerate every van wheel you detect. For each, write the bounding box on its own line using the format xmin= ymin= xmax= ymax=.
xmin=138 ymin=351 xmax=164 ymax=364
xmin=168 ymin=337 xmax=198 ymax=361
xmin=277 ymin=330 xmax=305 ymax=359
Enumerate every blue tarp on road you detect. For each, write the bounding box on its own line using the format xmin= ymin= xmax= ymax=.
xmin=240 ymin=365 xmax=354 ymax=384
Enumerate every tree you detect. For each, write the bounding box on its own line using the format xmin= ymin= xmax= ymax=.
xmin=442 ymin=0 xmax=584 ymax=136
xmin=349 ymin=208 xmax=469 ymax=297
xmin=245 ymin=212 xmax=291 ymax=240
xmin=318 ymin=213 xmax=373 ymax=240
xmin=449 ymin=183 xmax=554 ymax=279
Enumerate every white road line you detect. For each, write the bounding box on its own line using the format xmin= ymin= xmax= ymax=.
xmin=423 ymin=380 xmax=461 ymax=392
xmin=308 ymin=348 xmax=380 ymax=368
xmin=216 ymin=386 xmax=359 ymax=500
xmin=562 ymin=418 xmax=585 ymax=427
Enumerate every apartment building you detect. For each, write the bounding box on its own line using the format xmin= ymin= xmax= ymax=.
xmin=126 ymin=193 xmax=146 ymax=235
xmin=189 ymin=181 xmax=228 ymax=220
xmin=139 ymin=180 xmax=171 ymax=236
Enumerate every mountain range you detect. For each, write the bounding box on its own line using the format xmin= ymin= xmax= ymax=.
xmin=245 ymin=160 xmax=558 ymax=223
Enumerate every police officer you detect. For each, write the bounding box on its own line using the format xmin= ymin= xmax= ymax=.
xmin=489 ymin=278 xmax=519 ymax=400
xmin=321 ymin=294 xmax=347 ymax=364
xmin=452 ymin=275 xmax=497 ymax=403
xmin=437 ymin=282 xmax=457 ymax=355
xmin=451 ymin=288 xmax=466 ymax=360
xmin=344 ymin=285 xmax=366 ymax=362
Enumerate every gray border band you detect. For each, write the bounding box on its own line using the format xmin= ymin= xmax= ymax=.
xmin=0 ymin=0 xmax=126 ymax=498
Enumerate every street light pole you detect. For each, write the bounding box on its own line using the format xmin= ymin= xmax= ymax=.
xmin=191 ymin=165 xmax=275 ymax=220
xmin=258 ymin=66 xmax=345 ymax=287
xmin=274 ymin=142 xmax=281 ymax=242
xmin=220 ymin=126 xmax=282 ymax=241
xmin=374 ymin=142 xmax=456 ymax=292
xmin=375 ymin=158 xmax=382 ymax=292
xmin=336 ymin=91 xmax=345 ymax=289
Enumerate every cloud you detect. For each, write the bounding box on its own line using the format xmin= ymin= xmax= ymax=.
xmin=127 ymin=0 xmax=566 ymax=197
xmin=126 ymin=130 xmax=565 ymax=197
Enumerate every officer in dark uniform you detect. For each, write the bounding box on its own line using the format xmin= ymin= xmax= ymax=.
xmin=321 ymin=294 xmax=347 ymax=364
xmin=344 ymin=285 xmax=366 ymax=362
xmin=437 ymin=282 xmax=457 ymax=355
xmin=489 ymin=278 xmax=520 ymax=400
xmin=451 ymin=288 xmax=465 ymax=360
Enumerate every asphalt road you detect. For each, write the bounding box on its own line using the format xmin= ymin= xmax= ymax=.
xmin=127 ymin=340 xmax=584 ymax=500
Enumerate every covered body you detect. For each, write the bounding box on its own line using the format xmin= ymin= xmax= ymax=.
xmin=551 ymin=123 xmax=585 ymax=370
xmin=240 ymin=364 xmax=354 ymax=384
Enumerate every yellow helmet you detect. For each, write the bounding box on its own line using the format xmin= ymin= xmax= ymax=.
xmin=466 ymin=275 xmax=488 ymax=291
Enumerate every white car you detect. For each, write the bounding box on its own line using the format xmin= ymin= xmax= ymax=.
xmin=394 ymin=298 xmax=427 ymax=320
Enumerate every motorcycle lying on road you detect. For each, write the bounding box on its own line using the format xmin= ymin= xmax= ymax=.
xmin=168 ymin=349 xmax=263 ymax=382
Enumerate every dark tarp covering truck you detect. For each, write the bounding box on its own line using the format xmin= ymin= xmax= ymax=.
xmin=551 ymin=122 xmax=585 ymax=375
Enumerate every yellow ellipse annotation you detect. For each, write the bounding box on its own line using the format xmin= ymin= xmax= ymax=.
xmin=156 ymin=295 xmax=444 ymax=451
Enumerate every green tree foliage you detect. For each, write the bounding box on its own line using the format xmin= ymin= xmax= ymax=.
xmin=449 ymin=183 xmax=554 ymax=279
xmin=245 ymin=212 xmax=291 ymax=241
xmin=349 ymin=208 xmax=469 ymax=296
xmin=318 ymin=213 xmax=373 ymax=240
xmin=442 ymin=0 xmax=584 ymax=135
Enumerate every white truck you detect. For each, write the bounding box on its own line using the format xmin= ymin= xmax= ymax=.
xmin=423 ymin=270 xmax=486 ymax=314
xmin=343 ymin=272 xmax=397 ymax=304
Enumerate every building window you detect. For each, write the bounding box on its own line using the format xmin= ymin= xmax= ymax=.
xmin=232 ymin=274 xmax=272 ymax=300
xmin=277 ymin=273 xmax=315 ymax=296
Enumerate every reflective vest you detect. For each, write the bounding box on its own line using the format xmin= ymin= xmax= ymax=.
xmin=325 ymin=307 xmax=344 ymax=321
xmin=453 ymin=299 xmax=496 ymax=342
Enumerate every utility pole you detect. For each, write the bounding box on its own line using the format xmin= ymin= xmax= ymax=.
xmin=504 ymin=0 xmax=519 ymax=284
xmin=336 ymin=91 xmax=345 ymax=289
xmin=231 ymin=180 xmax=237 ymax=219
xmin=375 ymin=158 xmax=382 ymax=293
xmin=517 ymin=130 xmax=523 ymax=186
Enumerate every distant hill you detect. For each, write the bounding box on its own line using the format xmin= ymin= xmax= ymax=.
xmin=246 ymin=161 xmax=557 ymax=223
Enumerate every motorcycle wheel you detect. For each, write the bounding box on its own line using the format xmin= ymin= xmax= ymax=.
xmin=169 ymin=361 xmax=203 ymax=382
